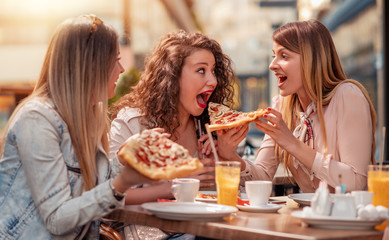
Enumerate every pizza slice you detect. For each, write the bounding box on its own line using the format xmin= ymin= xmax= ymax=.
xmin=196 ymin=192 xmax=217 ymax=200
xmin=118 ymin=128 xmax=203 ymax=180
xmin=207 ymin=102 xmax=269 ymax=132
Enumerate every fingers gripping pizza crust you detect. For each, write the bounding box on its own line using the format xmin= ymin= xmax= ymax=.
xmin=207 ymin=102 xmax=269 ymax=132
xmin=118 ymin=129 xmax=204 ymax=180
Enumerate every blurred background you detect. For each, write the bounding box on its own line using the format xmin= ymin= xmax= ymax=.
xmin=0 ymin=0 xmax=387 ymax=161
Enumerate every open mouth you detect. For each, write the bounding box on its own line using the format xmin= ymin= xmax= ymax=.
xmin=278 ymin=75 xmax=287 ymax=83
xmin=196 ymin=91 xmax=213 ymax=109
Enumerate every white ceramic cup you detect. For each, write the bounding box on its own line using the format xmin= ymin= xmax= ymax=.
xmin=331 ymin=194 xmax=357 ymax=219
xmin=171 ymin=178 xmax=200 ymax=202
xmin=245 ymin=180 xmax=273 ymax=206
xmin=351 ymin=191 xmax=374 ymax=206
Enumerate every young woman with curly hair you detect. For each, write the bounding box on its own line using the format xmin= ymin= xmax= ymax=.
xmin=217 ymin=20 xmax=376 ymax=193
xmin=109 ymin=30 xmax=238 ymax=205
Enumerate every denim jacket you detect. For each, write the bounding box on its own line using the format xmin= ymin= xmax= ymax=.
xmin=0 ymin=97 xmax=123 ymax=240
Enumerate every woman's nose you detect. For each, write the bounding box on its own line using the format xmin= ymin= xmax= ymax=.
xmin=207 ymin=73 xmax=217 ymax=88
xmin=269 ymin=58 xmax=277 ymax=71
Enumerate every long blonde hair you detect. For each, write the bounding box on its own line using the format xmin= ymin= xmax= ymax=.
xmin=1 ymin=15 xmax=118 ymax=190
xmin=272 ymin=20 xmax=376 ymax=171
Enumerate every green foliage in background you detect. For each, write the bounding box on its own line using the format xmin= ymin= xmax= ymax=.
xmin=109 ymin=68 xmax=140 ymax=105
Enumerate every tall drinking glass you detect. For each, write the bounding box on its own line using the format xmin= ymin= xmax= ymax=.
xmin=215 ymin=161 xmax=241 ymax=206
xmin=368 ymin=165 xmax=389 ymax=230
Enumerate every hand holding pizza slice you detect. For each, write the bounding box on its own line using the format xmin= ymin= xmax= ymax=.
xmin=118 ymin=128 xmax=204 ymax=180
xmin=207 ymin=102 xmax=269 ymax=132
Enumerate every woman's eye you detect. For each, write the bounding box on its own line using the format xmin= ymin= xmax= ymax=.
xmin=282 ymin=54 xmax=288 ymax=59
xmin=197 ymin=68 xmax=205 ymax=74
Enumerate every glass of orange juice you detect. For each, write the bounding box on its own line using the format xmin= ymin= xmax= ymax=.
xmin=368 ymin=165 xmax=389 ymax=230
xmin=215 ymin=161 xmax=241 ymax=206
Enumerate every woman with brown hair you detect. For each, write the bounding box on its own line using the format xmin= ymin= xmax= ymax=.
xmin=109 ymin=30 xmax=238 ymax=204
xmin=217 ymin=19 xmax=376 ymax=193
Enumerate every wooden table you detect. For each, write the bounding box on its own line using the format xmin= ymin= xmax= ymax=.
xmin=106 ymin=198 xmax=384 ymax=240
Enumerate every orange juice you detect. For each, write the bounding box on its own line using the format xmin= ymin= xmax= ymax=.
xmin=368 ymin=165 xmax=389 ymax=231
xmin=215 ymin=161 xmax=240 ymax=206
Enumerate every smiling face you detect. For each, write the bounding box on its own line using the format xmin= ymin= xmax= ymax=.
xmin=269 ymin=41 xmax=309 ymax=104
xmin=178 ymin=49 xmax=217 ymax=117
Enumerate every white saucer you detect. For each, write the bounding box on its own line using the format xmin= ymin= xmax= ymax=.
xmin=291 ymin=211 xmax=385 ymax=230
xmin=237 ymin=203 xmax=285 ymax=213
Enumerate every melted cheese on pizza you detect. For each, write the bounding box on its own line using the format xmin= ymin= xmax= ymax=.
xmin=135 ymin=129 xmax=189 ymax=168
xmin=209 ymin=103 xmax=246 ymax=125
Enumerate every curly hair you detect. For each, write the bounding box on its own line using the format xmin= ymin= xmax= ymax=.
xmin=110 ymin=30 xmax=236 ymax=137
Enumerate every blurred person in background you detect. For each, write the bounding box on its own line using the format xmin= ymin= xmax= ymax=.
xmin=216 ymin=19 xmax=376 ymax=193
xmin=0 ymin=14 xmax=153 ymax=239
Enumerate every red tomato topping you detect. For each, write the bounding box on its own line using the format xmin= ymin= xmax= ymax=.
xmin=136 ymin=152 xmax=150 ymax=166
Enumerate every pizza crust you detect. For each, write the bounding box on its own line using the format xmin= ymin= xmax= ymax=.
xmin=118 ymin=132 xmax=204 ymax=180
xmin=207 ymin=103 xmax=269 ymax=132
xmin=207 ymin=118 xmax=251 ymax=132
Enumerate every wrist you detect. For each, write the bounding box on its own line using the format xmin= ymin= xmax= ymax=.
xmin=109 ymin=179 xmax=126 ymax=201
xmin=111 ymin=177 xmax=128 ymax=195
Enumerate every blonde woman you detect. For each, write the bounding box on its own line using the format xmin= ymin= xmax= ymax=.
xmin=0 ymin=15 xmax=152 ymax=239
xmin=217 ymin=20 xmax=376 ymax=193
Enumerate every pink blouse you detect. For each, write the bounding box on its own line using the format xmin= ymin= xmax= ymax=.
xmin=241 ymin=82 xmax=374 ymax=193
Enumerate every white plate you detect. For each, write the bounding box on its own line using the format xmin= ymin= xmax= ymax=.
xmin=237 ymin=203 xmax=285 ymax=213
xmin=141 ymin=202 xmax=238 ymax=221
xmin=291 ymin=211 xmax=384 ymax=230
xmin=288 ymin=193 xmax=314 ymax=206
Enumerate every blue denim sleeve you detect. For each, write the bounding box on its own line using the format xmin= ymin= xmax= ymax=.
xmin=14 ymin=103 xmax=122 ymax=235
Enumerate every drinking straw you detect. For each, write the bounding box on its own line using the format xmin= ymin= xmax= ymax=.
xmin=205 ymin=124 xmax=219 ymax=162
xmin=377 ymin=126 xmax=386 ymax=178
xmin=338 ymin=174 xmax=346 ymax=194
xmin=197 ymin=119 xmax=202 ymax=137
xmin=197 ymin=119 xmax=203 ymax=159
xmin=379 ymin=126 xmax=386 ymax=166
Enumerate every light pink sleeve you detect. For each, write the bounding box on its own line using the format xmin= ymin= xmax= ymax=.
xmin=240 ymin=96 xmax=280 ymax=185
xmin=311 ymin=83 xmax=373 ymax=191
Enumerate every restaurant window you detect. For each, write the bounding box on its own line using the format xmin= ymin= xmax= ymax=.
xmin=239 ymin=75 xmax=269 ymax=137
